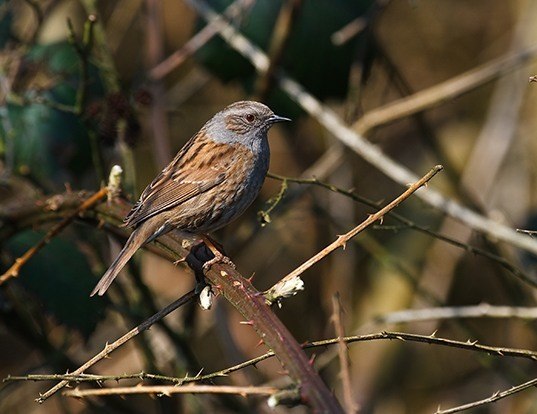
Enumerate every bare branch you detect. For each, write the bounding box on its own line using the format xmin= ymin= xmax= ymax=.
xmin=435 ymin=377 xmax=537 ymax=414
xmin=149 ymin=0 xmax=255 ymax=80
xmin=352 ymin=44 xmax=537 ymax=136
xmin=64 ymin=384 xmax=279 ymax=399
xmin=0 ymin=187 xmax=108 ymax=285
xmin=36 ymin=290 xmax=197 ymax=403
xmin=368 ymin=304 xmax=537 ymax=326
xmin=270 ymin=165 xmax=443 ymax=291
xmin=332 ymin=294 xmax=357 ymax=414
xmin=267 ymin=172 xmax=537 ymax=290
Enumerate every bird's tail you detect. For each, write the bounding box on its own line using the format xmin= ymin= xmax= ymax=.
xmin=90 ymin=223 xmax=154 ymax=296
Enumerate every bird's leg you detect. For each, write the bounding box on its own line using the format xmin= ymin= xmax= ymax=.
xmin=201 ymin=234 xmax=236 ymax=272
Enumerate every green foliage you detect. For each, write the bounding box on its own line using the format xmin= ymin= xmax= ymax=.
xmin=0 ymin=0 xmax=12 ymax=47
xmin=5 ymin=230 xmax=106 ymax=338
xmin=7 ymin=103 xmax=93 ymax=189
xmin=3 ymin=41 xmax=105 ymax=191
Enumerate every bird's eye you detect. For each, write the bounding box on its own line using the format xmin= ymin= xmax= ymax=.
xmin=245 ymin=114 xmax=255 ymax=123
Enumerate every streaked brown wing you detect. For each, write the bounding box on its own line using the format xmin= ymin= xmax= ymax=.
xmin=125 ymin=135 xmax=233 ymax=228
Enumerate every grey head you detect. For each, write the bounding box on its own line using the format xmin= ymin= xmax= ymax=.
xmin=206 ymin=101 xmax=290 ymax=150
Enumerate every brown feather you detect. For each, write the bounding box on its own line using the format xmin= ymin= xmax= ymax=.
xmin=125 ymin=132 xmax=253 ymax=229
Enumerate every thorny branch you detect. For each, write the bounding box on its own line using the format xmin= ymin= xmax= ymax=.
xmin=267 ymin=172 xmax=537 ymax=290
xmin=0 ymin=166 xmax=122 ymax=285
xmin=435 ymin=377 xmax=537 ymax=414
xmin=8 ymin=329 xmax=537 ymax=393
xmin=35 ymin=289 xmax=197 ymax=403
xmin=269 ymin=165 xmax=443 ymax=294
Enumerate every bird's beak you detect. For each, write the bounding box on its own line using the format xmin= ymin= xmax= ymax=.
xmin=268 ymin=114 xmax=291 ymax=124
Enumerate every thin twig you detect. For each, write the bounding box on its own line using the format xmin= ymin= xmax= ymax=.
xmin=435 ymin=377 xmax=537 ymax=414
xmin=254 ymin=0 xmax=301 ymax=99
xmin=11 ymin=329 xmax=537 ymax=393
xmin=145 ymin=0 xmax=172 ymax=168
xmin=149 ymin=0 xmax=254 ymax=80
xmin=79 ymin=0 xmax=137 ymax=194
xmin=64 ymin=384 xmax=279 ymax=398
xmin=369 ymin=304 xmax=537 ymax=326
xmin=257 ymin=178 xmax=288 ymax=226
xmin=5 ymin=372 xmax=191 ymax=384
xmin=319 ymin=331 xmax=537 ymax=361
xmin=270 ymin=165 xmax=443 ymax=291
xmin=267 ymin=172 xmax=537 ymax=290
xmin=0 ymin=187 xmax=109 ymax=285
xmin=331 ymin=294 xmax=357 ymax=414
xmin=186 ymin=0 xmax=537 ymax=256
xmin=330 ymin=0 xmax=390 ymax=46
xmin=352 ymin=43 xmax=537 ymax=136
xmin=36 ymin=290 xmax=197 ymax=403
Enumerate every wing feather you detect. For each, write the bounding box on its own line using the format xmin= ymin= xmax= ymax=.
xmin=125 ymin=133 xmax=237 ymax=228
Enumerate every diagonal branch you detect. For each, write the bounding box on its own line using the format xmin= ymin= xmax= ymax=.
xmin=267 ymin=172 xmax=537 ymax=290
xmin=36 ymin=290 xmax=197 ymax=403
xmin=435 ymin=377 xmax=537 ymax=414
xmin=149 ymin=0 xmax=254 ymax=80
xmin=352 ymin=43 xmax=537 ymax=135
xmin=0 ymin=187 xmax=108 ymax=285
xmin=268 ymin=165 xmax=442 ymax=294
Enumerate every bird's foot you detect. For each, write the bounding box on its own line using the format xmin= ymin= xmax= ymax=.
xmin=202 ymin=251 xmax=236 ymax=272
xmin=199 ymin=234 xmax=235 ymax=272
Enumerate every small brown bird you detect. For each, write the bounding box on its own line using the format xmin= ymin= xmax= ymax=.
xmin=91 ymin=101 xmax=290 ymax=296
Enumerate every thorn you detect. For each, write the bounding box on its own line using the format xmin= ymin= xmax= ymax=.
xmin=239 ymin=320 xmax=255 ymax=326
xmin=308 ymin=353 xmax=317 ymax=366
xmin=247 ymin=273 xmax=255 ymax=283
xmin=255 ymin=339 xmax=264 ymax=348
xmin=336 ymin=235 xmax=347 ymax=249
xmin=430 ymin=330 xmax=438 ymax=338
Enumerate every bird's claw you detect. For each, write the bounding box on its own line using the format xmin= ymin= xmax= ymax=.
xmin=202 ymin=254 xmax=236 ymax=272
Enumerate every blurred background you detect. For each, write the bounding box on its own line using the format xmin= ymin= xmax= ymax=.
xmin=2 ymin=0 xmax=537 ymax=413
